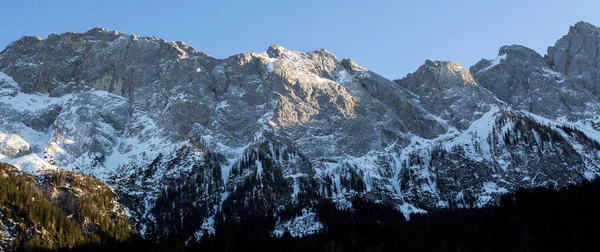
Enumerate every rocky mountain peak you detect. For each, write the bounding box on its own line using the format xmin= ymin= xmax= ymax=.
xmin=0 ymin=28 xmax=217 ymax=96
xmin=472 ymin=32 xmax=600 ymax=121
xmin=546 ymin=21 xmax=600 ymax=96
xmin=85 ymin=27 xmax=111 ymax=33
xmin=1 ymin=36 xmax=42 ymax=53
xmin=266 ymin=44 xmax=286 ymax=58
xmin=266 ymin=44 xmax=339 ymax=67
xmin=82 ymin=27 xmax=124 ymax=39
xmin=499 ymin=45 xmax=546 ymax=64
xmin=399 ymin=60 xmax=477 ymax=92
xmin=571 ymin=21 xmax=600 ymax=34
xmin=395 ymin=60 xmax=497 ymax=130
xmin=422 ymin=59 xmax=468 ymax=71
xmin=341 ymin=58 xmax=367 ymax=73
xmin=471 ymin=45 xmax=548 ymax=77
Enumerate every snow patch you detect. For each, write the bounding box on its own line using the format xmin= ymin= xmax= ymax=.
xmin=5 ymin=153 xmax=58 ymax=174
xmin=1 ymin=91 xmax=73 ymax=112
xmin=215 ymin=100 xmax=229 ymax=111
xmin=193 ymin=216 xmax=215 ymax=241
xmin=476 ymin=182 xmax=509 ymax=207
xmin=272 ymin=209 xmax=323 ymax=237
xmin=542 ymin=68 xmax=565 ymax=83
xmin=398 ymin=203 xmax=427 ymax=220
xmin=477 ymin=54 xmax=507 ymax=74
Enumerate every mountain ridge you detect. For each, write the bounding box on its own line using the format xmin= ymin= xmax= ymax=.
xmin=1 ymin=21 xmax=600 ymax=250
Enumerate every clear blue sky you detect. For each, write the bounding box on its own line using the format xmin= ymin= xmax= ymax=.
xmin=1 ymin=0 xmax=599 ymax=79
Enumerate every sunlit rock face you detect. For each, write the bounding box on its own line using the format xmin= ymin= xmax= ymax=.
xmin=0 ymin=133 xmax=30 ymax=158
xmin=1 ymin=23 xmax=600 ymax=240
xmin=0 ymin=29 xmax=448 ymax=163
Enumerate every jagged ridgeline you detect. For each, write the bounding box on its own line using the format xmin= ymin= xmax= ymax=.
xmin=0 ymin=163 xmax=133 ymax=251
xmin=1 ymin=21 xmax=600 ymax=250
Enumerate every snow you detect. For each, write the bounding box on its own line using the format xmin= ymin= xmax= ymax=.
xmin=0 ymin=133 xmax=30 ymax=155
xmin=0 ymin=86 xmax=139 ymax=176
xmin=215 ymin=100 xmax=229 ymax=111
xmin=476 ymin=182 xmax=509 ymax=207
xmin=272 ymin=208 xmax=323 ymax=237
xmin=292 ymin=180 xmax=300 ymax=200
xmin=542 ymin=68 xmax=565 ymax=83
xmin=0 ymin=72 xmax=16 ymax=84
xmin=395 ymin=105 xmax=500 ymax=167
xmin=193 ymin=216 xmax=215 ymax=241
xmin=264 ymin=57 xmax=277 ymax=73
xmin=523 ymin=111 xmax=600 ymax=144
xmin=334 ymin=68 xmax=354 ymax=85
xmin=444 ymin=105 xmax=500 ymax=162
xmin=287 ymin=173 xmax=309 ymax=202
xmin=0 ymin=126 xmax=55 ymax=175
xmin=0 ymin=88 xmax=73 ymax=112
xmin=5 ymin=153 xmax=57 ymax=174
xmin=255 ymin=159 xmax=263 ymax=179
xmin=318 ymin=151 xmax=393 ymax=208
xmin=103 ymin=113 xmax=184 ymax=173
xmin=524 ymin=114 xmax=600 ymax=179
xmin=476 ymin=54 xmax=507 ymax=74
xmin=398 ymin=203 xmax=427 ymax=220
xmin=198 ymin=134 xmax=249 ymax=185
xmin=1 ymin=38 xmax=599 ymax=240
xmin=267 ymin=61 xmax=275 ymax=73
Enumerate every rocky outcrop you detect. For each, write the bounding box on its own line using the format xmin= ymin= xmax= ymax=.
xmin=471 ymin=44 xmax=600 ymax=122
xmin=547 ymin=21 xmax=600 ymax=96
xmin=396 ymin=60 xmax=499 ymax=130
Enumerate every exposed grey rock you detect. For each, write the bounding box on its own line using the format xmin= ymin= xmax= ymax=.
xmin=396 ymin=60 xmax=500 ymax=130
xmin=0 ymin=29 xmax=452 ymax=163
xmin=471 ymin=44 xmax=600 ymax=122
xmin=343 ymin=58 xmax=448 ymax=139
xmin=44 ymin=91 xmax=130 ymax=178
xmin=547 ymin=21 xmax=600 ymax=96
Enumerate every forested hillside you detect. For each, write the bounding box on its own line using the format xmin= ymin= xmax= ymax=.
xmin=27 ymin=176 xmax=600 ymax=252
xmin=0 ymin=163 xmax=134 ymax=251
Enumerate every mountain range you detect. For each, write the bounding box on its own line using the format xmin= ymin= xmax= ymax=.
xmin=1 ymin=21 xmax=600 ymax=251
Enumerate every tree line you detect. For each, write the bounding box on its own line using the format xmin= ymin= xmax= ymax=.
xmin=33 ymin=175 xmax=600 ymax=252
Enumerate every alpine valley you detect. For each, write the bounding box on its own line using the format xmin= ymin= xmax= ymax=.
xmin=1 ymin=21 xmax=600 ymax=251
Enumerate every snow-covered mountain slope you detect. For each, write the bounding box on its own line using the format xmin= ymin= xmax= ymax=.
xmin=1 ymin=22 xmax=600 ymax=242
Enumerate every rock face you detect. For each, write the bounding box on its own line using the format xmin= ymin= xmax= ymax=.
xmin=547 ymin=21 xmax=600 ymax=96
xmin=395 ymin=60 xmax=499 ymax=130
xmin=1 ymin=22 xmax=600 ymax=241
xmin=471 ymin=44 xmax=600 ymax=122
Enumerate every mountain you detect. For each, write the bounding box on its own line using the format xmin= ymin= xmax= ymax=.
xmin=1 ymin=22 xmax=600 ymax=250
xmin=395 ymin=60 xmax=500 ymax=130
